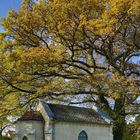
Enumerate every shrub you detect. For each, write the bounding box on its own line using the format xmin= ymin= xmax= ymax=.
xmin=0 ymin=136 xmax=11 ymax=140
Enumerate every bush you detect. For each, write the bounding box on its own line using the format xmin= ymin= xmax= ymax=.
xmin=0 ymin=136 xmax=11 ymax=140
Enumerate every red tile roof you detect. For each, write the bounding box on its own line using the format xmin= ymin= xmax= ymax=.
xmin=18 ymin=109 xmax=44 ymax=121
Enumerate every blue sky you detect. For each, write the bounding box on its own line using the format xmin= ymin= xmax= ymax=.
xmin=0 ymin=0 xmax=22 ymax=32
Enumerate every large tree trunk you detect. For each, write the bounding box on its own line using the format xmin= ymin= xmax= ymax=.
xmin=113 ymin=117 xmax=126 ymax=140
xmin=98 ymin=94 xmax=127 ymax=140
xmin=113 ymin=97 xmax=126 ymax=140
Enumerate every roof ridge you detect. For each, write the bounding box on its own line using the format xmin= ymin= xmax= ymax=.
xmin=45 ymin=102 xmax=95 ymax=110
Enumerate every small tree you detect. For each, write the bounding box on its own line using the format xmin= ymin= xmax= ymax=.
xmin=0 ymin=117 xmax=11 ymax=138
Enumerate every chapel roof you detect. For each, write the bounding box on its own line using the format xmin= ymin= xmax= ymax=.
xmin=41 ymin=101 xmax=111 ymax=125
xmin=18 ymin=109 xmax=44 ymax=121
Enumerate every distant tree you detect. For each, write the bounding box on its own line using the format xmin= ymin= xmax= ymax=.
xmin=0 ymin=0 xmax=140 ymax=140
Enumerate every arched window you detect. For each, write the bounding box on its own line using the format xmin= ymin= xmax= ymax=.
xmin=23 ymin=136 xmax=28 ymax=140
xmin=78 ymin=131 xmax=88 ymax=140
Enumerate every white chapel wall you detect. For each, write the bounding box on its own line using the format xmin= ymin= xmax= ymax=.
xmin=54 ymin=121 xmax=113 ymax=140
xmin=13 ymin=120 xmax=44 ymax=140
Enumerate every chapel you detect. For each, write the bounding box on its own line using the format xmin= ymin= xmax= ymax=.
xmin=12 ymin=100 xmax=113 ymax=140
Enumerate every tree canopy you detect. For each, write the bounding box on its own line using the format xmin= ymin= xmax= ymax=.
xmin=0 ymin=0 xmax=140 ymax=140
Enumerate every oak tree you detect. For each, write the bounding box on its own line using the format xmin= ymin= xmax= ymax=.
xmin=0 ymin=0 xmax=140 ymax=139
